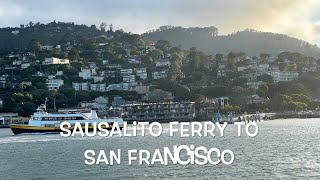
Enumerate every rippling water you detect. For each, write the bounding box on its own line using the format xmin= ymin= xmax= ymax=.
xmin=0 ymin=119 xmax=320 ymax=179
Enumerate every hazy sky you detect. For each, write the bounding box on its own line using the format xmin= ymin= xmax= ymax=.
xmin=1 ymin=0 xmax=320 ymax=44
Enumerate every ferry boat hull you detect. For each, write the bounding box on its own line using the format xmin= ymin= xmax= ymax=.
xmin=10 ymin=124 xmax=124 ymax=135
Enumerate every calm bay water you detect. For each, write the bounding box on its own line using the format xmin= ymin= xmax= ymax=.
xmin=0 ymin=119 xmax=320 ymax=179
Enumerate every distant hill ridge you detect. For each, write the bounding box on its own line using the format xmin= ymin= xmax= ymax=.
xmin=142 ymin=26 xmax=320 ymax=57
xmin=1 ymin=22 xmax=320 ymax=58
xmin=0 ymin=21 xmax=103 ymax=50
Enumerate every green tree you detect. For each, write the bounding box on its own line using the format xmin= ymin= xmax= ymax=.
xmin=55 ymin=94 xmax=68 ymax=108
xmin=27 ymin=39 xmax=41 ymax=52
xmin=257 ymin=84 xmax=269 ymax=97
xmin=68 ymin=49 xmax=80 ymax=60
xmin=221 ymin=105 xmax=241 ymax=114
xmin=290 ymin=94 xmax=311 ymax=104
xmin=230 ymin=86 xmax=254 ymax=105
xmin=215 ymin=54 xmax=224 ymax=61
xmin=75 ymin=90 xmax=91 ymax=102
xmin=172 ymin=85 xmax=192 ymax=101
xmin=168 ymin=61 xmax=181 ymax=81
xmin=257 ymin=74 xmax=273 ymax=83
xmin=18 ymin=102 xmax=36 ymax=116
xmin=149 ymin=49 xmax=164 ymax=59
xmin=260 ymin=53 xmax=270 ymax=62
xmin=12 ymin=93 xmax=25 ymax=103
xmin=99 ymin=22 xmax=107 ymax=32
xmin=155 ymin=40 xmax=171 ymax=52
xmin=25 ymin=93 xmax=33 ymax=102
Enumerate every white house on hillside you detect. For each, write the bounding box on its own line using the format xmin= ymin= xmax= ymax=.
xmin=90 ymin=84 xmax=107 ymax=92
xmin=155 ymin=59 xmax=171 ymax=67
xmin=72 ymin=82 xmax=90 ymax=91
xmin=46 ymin=79 xmax=64 ymax=90
xmin=134 ymin=68 xmax=147 ymax=80
xmin=152 ymin=69 xmax=168 ymax=79
xmin=271 ymin=71 xmax=299 ymax=82
xmin=43 ymin=57 xmax=70 ymax=65
xmin=79 ymin=67 xmax=97 ymax=79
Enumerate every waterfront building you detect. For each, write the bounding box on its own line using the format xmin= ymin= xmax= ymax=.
xmin=122 ymin=102 xmax=196 ymax=122
xmin=0 ymin=113 xmax=20 ymax=125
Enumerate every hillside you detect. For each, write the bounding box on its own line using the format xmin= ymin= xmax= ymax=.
xmin=142 ymin=26 xmax=320 ymax=57
xmin=0 ymin=21 xmax=320 ymax=116
xmin=0 ymin=21 xmax=104 ymax=50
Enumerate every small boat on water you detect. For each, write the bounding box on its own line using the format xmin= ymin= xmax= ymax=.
xmin=9 ymin=99 xmax=124 ymax=135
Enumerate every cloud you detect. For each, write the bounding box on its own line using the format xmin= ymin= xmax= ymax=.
xmin=0 ymin=0 xmax=320 ymax=44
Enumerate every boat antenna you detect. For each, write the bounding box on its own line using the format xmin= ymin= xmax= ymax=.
xmin=44 ymin=97 xmax=48 ymax=110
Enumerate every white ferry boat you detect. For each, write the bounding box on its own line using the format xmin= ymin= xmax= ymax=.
xmin=9 ymin=100 xmax=124 ymax=135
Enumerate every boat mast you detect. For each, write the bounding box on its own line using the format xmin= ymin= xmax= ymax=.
xmin=44 ymin=97 xmax=48 ymax=111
